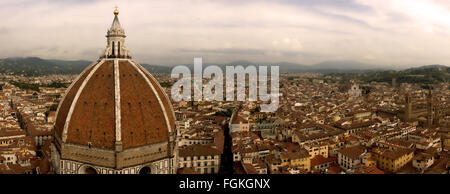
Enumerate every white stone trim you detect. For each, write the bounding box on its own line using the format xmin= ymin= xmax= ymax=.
xmin=135 ymin=62 xmax=176 ymax=129
xmin=54 ymin=60 xmax=100 ymax=129
xmin=62 ymin=59 xmax=105 ymax=142
xmin=128 ymin=60 xmax=172 ymax=133
xmin=114 ymin=59 xmax=122 ymax=142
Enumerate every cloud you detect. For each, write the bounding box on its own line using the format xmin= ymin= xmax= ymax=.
xmin=0 ymin=0 xmax=449 ymax=66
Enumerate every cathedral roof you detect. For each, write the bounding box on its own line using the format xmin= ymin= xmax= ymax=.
xmin=53 ymin=8 xmax=175 ymax=153
xmin=54 ymin=59 xmax=175 ymax=150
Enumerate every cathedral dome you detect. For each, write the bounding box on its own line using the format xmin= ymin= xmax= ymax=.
xmin=51 ymin=8 xmax=176 ymax=173
xmin=54 ymin=59 xmax=175 ymax=150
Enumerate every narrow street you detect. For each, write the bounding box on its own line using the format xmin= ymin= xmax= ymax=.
xmin=219 ymin=124 xmax=233 ymax=174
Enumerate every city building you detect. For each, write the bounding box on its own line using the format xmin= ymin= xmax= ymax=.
xmin=178 ymin=144 xmax=220 ymax=174
xmin=337 ymin=146 xmax=366 ymax=171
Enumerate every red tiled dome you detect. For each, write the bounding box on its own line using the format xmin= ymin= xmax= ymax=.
xmin=54 ymin=59 xmax=175 ymax=150
xmin=50 ymin=8 xmax=176 ymax=173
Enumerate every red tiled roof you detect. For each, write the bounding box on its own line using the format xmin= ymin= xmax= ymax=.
xmin=311 ymin=155 xmax=337 ymax=167
xmin=177 ymin=167 xmax=198 ymax=174
xmin=326 ymin=165 xmax=342 ymax=174
xmin=337 ymin=146 xmax=366 ymax=160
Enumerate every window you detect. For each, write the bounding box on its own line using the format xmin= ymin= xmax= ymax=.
xmin=112 ymin=42 xmax=115 ymax=56
xmin=118 ymin=41 xmax=121 ymax=56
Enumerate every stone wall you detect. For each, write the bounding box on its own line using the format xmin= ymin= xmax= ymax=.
xmin=59 ymin=158 xmax=173 ymax=174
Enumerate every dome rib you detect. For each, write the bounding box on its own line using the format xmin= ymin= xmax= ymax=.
xmin=135 ymin=63 xmax=176 ymax=131
xmin=113 ymin=59 xmax=122 ymax=146
xmin=133 ymin=61 xmax=175 ymax=132
xmin=62 ymin=59 xmax=106 ymax=142
xmin=54 ymin=61 xmax=98 ymax=141
xmin=128 ymin=60 xmax=172 ymax=134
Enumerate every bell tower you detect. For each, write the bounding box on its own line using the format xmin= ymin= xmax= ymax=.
xmin=404 ymin=93 xmax=412 ymax=122
xmin=427 ymin=89 xmax=434 ymax=127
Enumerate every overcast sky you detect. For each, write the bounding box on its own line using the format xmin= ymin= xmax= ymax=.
xmin=1 ymin=0 xmax=450 ymax=67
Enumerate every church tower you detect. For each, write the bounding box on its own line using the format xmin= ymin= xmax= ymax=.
xmin=404 ymin=93 xmax=412 ymax=122
xmin=427 ymin=89 xmax=434 ymax=127
xmin=51 ymin=8 xmax=177 ymax=174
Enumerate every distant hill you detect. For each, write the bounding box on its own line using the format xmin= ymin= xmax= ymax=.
xmin=0 ymin=57 xmax=448 ymax=77
xmin=170 ymin=60 xmax=386 ymax=74
xmin=170 ymin=60 xmax=309 ymax=73
xmin=0 ymin=57 xmax=171 ymax=76
xmin=334 ymin=64 xmax=450 ymax=84
xmin=315 ymin=60 xmax=376 ymax=70
xmin=140 ymin=63 xmax=172 ymax=74
xmin=0 ymin=57 xmax=91 ymax=76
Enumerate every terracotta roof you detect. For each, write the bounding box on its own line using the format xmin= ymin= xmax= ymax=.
xmin=177 ymin=167 xmax=198 ymax=174
xmin=354 ymin=166 xmax=384 ymax=174
xmin=424 ymin=158 xmax=450 ymax=174
xmin=242 ymin=163 xmax=259 ymax=174
xmin=385 ymin=139 xmax=415 ymax=148
xmin=280 ymin=148 xmax=310 ymax=160
xmin=179 ymin=144 xmax=220 ymax=157
xmin=337 ymin=146 xmax=366 ymax=160
xmin=326 ymin=165 xmax=343 ymax=174
xmin=413 ymin=152 xmax=433 ymax=161
xmin=55 ymin=60 xmax=175 ymax=149
xmin=231 ymin=115 xmax=248 ymax=124
xmin=0 ymin=128 xmax=26 ymax=137
xmin=311 ymin=155 xmax=337 ymax=167
xmin=373 ymin=147 xmax=414 ymax=160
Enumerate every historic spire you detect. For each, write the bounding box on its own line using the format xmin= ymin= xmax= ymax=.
xmin=102 ymin=6 xmax=131 ymax=59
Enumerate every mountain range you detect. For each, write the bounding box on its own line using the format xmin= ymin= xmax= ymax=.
xmin=0 ymin=57 xmax=448 ymax=76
